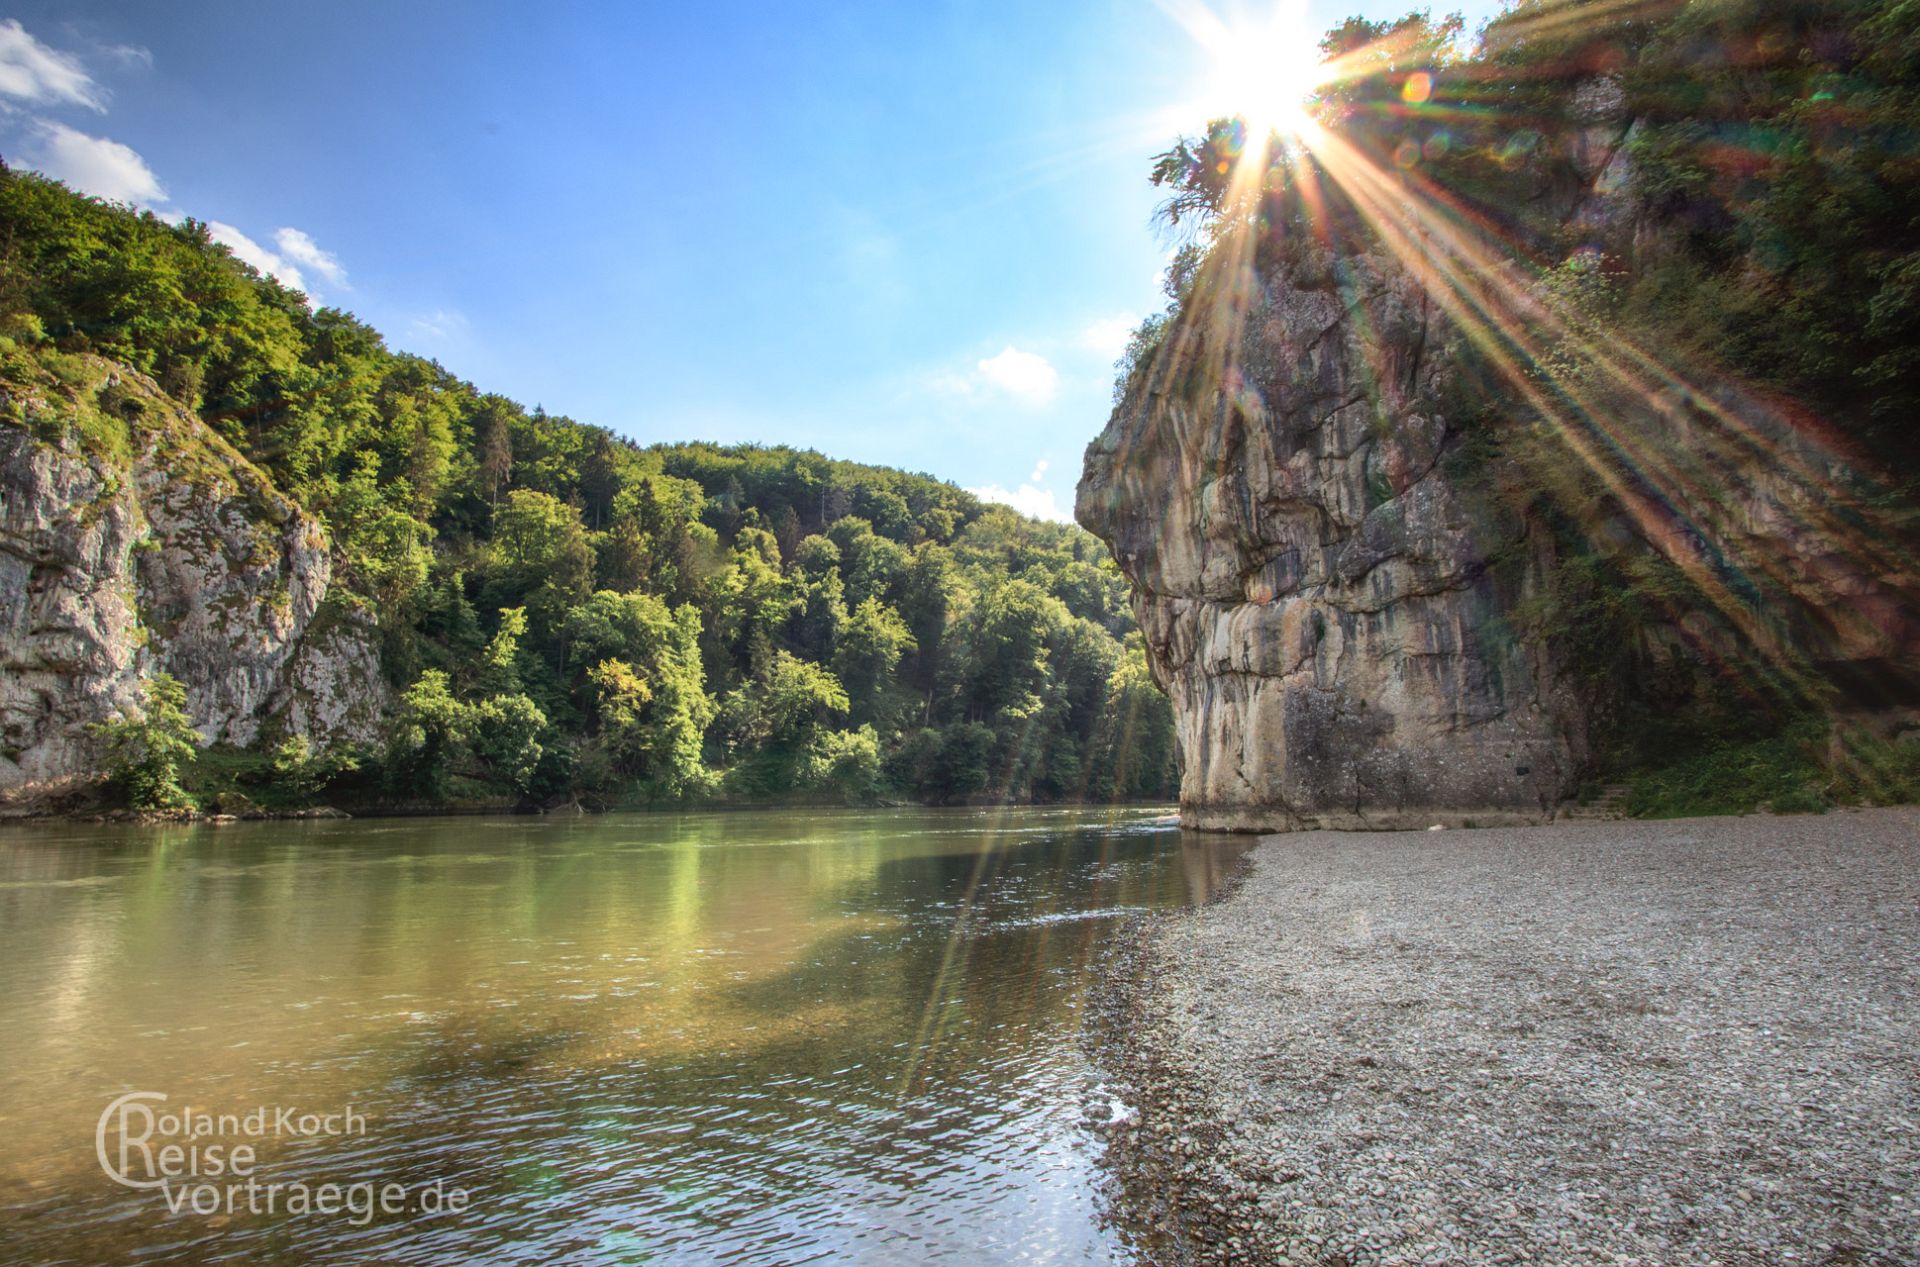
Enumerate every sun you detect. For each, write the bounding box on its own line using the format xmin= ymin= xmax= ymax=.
xmin=1167 ymin=0 xmax=1328 ymax=139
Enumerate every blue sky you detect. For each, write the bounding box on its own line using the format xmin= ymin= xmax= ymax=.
xmin=0 ymin=1 xmax=1502 ymax=520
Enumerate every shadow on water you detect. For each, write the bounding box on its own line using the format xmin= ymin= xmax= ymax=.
xmin=0 ymin=808 xmax=1253 ymax=1265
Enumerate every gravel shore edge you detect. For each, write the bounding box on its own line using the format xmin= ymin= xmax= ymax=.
xmin=1091 ymin=808 xmax=1920 ymax=1266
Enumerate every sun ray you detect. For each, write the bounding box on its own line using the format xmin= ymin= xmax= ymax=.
xmin=1144 ymin=2 xmax=1920 ymax=718
xmin=1159 ymin=0 xmax=1333 ymax=140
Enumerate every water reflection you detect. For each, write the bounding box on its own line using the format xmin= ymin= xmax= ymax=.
xmin=0 ymin=807 xmax=1247 ymax=1264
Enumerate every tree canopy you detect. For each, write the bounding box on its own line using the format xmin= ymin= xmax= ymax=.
xmin=0 ymin=160 xmax=1179 ymax=809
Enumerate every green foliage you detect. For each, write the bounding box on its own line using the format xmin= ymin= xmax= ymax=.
xmin=88 ymin=673 xmax=200 ymax=810
xmin=573 ymin=591 xmax=713 ymax=797
xmin=1086 ymin=638 xmax=1181 ymax=802
xmin=330 ymin=456 xmax=431 ymax=622
xmin=886 ymin=723 xmax=997 ymax=804
xmin=1617 ymin=0 xmax=1920 ymax=468
xmin=833 ymin=597 xmax=916 ymax=726
xmin=385 ymin=669 xmax=464 ymax=799
xmin=1148 ymin=12 xmax=1464 ymax=239
xmin=949 ymin=579 xmax=1065 ymax=720
xmin=462 ymin=692 xmax=548 ymax=795
xmin=269 ymin=735 xmax=358 ymax=803
xmin=2 ymin=163 xmax=1180 ymax=810
xmin=1624 ymin=723 xmax=1831 ymax=818
xmin=478 ymin=606 xmax=529 ymax=693
xmin=385 ymin=667 xmax=549 ymax=799
xmin=488 ymin=489 xmax=594 ymax=636
xmin=806 ymin=726 xmax=889 ymax=805
xmin=1625 ymin=720 xmax=1920 ymax=818
xmin=722 ymin=651 xmax=849 ymax=753
xmin=1827 ymin=729 xmax=1920 ymax=807
xmin=587 ymin=659 xmax=653 ymax=770
xmin=1142 ymin=0 xmax=1920 ymax=479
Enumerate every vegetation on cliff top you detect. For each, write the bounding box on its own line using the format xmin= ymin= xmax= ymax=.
xmin=0 ymin=162 xmax=1177 ymax=812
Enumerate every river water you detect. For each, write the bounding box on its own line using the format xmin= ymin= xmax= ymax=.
xmin=0 ymin=806 xmax=1245 ymax=1265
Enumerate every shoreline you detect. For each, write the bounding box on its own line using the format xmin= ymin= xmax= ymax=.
xmin=1092 ymin=807 xmax=1920 ymax=1266
xmin=0 ymin=794 xmax=1179 ymax=829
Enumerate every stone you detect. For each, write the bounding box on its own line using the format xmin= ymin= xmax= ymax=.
xmin=0 ymin=356 xmax=388 ymax=787
xmin=1078 ymin=244 xmax=1580 ymax=832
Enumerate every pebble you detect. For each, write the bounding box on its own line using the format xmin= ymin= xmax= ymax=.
xmin=1089 ymin=807 xmax=1920 ymax=1266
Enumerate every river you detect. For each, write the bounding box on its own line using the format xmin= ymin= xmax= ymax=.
xmin=0 ymin=806 xmax=1246 ymax=1265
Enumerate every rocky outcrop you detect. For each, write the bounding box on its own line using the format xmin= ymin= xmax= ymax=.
xmin=272 ymin=604 xmax=389 ymax=748
xmin=0 ymin=356 xmax=387 ymax=787
xmin=1078 ymin=82 xmax=1920 ymax=833
xmin=0 ymin=406 xmax=146 ymax=782
xmin=1079 ymin=245 xmax=1580 ymax=832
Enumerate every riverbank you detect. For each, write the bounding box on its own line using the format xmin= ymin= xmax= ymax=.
xmin=1094 ymin=808 xmax=1920 ymax=1266
xmin=0 ymin=771 xmax=1174 ymax=826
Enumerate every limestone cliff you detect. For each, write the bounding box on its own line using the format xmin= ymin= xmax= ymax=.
xmin=0 ymin=354 xmax=388 ymax=787
xmin=1078 ymin=245 xmax=1579 ymax=832
xmin=1078 ymin=122 xmax=1919 ymax=832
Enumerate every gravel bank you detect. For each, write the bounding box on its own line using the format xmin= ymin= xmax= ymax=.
xmin=1095 ymin=808 xmax=1920 ymax=1266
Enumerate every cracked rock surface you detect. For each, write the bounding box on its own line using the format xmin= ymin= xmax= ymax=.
xmin=0 ymin=357 xmax=387 ymax=786
xmin=1078 ymin=247 xmax=1578 ymax=831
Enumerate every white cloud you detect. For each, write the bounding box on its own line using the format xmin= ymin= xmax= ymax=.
xmin=26 ymin=120 xmax=163 ymax=205
xmin=0 ymin=19 xmax=106 ymax=110
xmin=200 ymin=224 xmax=346 ymax=298
xmin=97 ymin=42 xmax=153 ymax=72
xmin=969 ymin=481 xmax=1072 ymax=524
xmin=976 ymin=345 xmax=1058 ymax=405
xmin=207 ymin=220 xmax=305 ymax=291
xmin=410 ymin=309 xmax=469 ymax=340
xmin=273 ymin=227 xmax=347 ymax=288
xmin=1077 ymin=314 xmax=1140 ymax=360
xmin=0 ymin=24 xmax=343 ymax=309
xmin=1029 ymin=457 xmax=1049 ymax=483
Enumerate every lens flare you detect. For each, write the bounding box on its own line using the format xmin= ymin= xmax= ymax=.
xmin=1141 ymin=0 xmax=1920 ymax=752
xmin=1160 ymin=0 xmax=1329 ymax=138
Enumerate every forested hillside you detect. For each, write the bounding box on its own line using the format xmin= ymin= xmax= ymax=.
xmin=0 ymin=164 xmax=1177 ymax=812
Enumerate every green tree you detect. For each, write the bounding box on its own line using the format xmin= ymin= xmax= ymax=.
xmin=721 ymin=651 xmax=849 ymax=755
xmin=952 ymin=580 xmax=1065 ymax=722
xmin=833 ymin=597 xmax=916 ymax=726
xmin=475 ymin=395 xmax=515 ymax=505
xmin=330 ymin=454 xmax=431 ymax=619
xmin=806 ymin=725 xmax=887 ymax=804
xmin=488 ymin=489 xmax=594 ymax=637
xmin=386 ymin=669 xmax=465 ymax=798
xmin=385 ymin=667 xmax=550 ymax=799
xmin=587 ymin=659 xmax=653 ymax=771
xmin=269 ymin=734 xmax=357 ymax=803
xmin=702 ymin=525 xmax=795 ymax=682
xmin=88 ymin=673 xmax=200 ymax=809
xmin=568 ymin=591 xmax=714 ymax=795
xmin=828 ymin=516 xmax=909 ymax=608
xmin=1087 ymin=639 xmax=1180 ymax=801
xmin=790 ymin=556 xmax=848 ymax=663
xmin=463 ymin=692 xmax=548 ymax=795
xmin=0 ymin=164 xmax=1185 ymax=810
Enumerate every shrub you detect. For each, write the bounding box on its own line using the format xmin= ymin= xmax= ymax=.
xmin=88 ymin=673 xmax=201 ymax=810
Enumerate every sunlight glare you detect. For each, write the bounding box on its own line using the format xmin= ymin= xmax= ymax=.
xmin=1166 ymin=0 xmax=1327 ymax=138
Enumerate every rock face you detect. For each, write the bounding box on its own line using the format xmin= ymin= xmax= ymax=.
xmin=1078 ymin=182 xmax=1920 ymax=834
xmin=0 ymin=358 xmax=388 ymax=787
xmin=1078 ymin=246 xmax=1580 ymax=832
